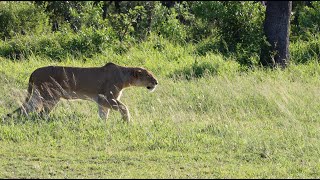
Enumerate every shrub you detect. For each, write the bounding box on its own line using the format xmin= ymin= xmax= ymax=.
xmin=191 ymin=1 xmax=265 ymax=66
xmin=171 ymin=53 xmax=240 ymax=79
xmin=0 ymin=1 xmax=50 ymax=39
xmin=295 ymin=1 xmax=320 ymax=39
xmin=290 ymin=34 xmax=320 ymax=64
xmin=0 ymin=27 xmax=116 ymax=60
xmin=194 ymin=35 xmax=228 ymax=56
xmin=152 ymin=3 xmax=187 ymax=44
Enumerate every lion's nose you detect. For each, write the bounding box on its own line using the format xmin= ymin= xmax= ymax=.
xmin=155 ymin=81 xmax=158 ymax=85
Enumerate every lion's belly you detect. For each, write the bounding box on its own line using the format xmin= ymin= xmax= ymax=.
xmin=60 ymin=89 xmax=98 ymax=100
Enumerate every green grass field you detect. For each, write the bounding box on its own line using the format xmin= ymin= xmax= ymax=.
xmin=1 ymin=42 xmax=320 ymax=178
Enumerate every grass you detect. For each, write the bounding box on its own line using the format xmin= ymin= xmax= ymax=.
xmin=1 ymin=40 xmax=320 ymax=178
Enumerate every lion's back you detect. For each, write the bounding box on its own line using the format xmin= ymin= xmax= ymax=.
xmin=30 ymin=66 xmax=62 ymax=84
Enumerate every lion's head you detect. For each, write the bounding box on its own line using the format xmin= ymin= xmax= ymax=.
xmin=131 ymin=68 xmax=158 ymax=92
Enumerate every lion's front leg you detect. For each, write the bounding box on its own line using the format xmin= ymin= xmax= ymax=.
xmin=97 ymin=94 xmax=130 ymax=122
xmin=113 ymin=100 xmax=130 ymax=122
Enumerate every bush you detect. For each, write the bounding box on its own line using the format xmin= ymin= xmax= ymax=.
xmin=295 ymin=1 xmax=320 ymax=39
xmin=284 ymin=1 xmax=320 ymax=65
xmin=0 ymin=27 xmax=116 ymax=60
xmin=171 ymin=53 xmax=240 ymax=79
xmin=152 ymin=2 xmax=187 ymax=44
xmin=290 ymin=34 xmax=320 ymax=64
xmin=194 ymin=35 xmax=228 ymax=56
xmin=0 ymin=2 xmax=50 ymax=39
xmin=191 ymin=1 xmax=265 ymax=66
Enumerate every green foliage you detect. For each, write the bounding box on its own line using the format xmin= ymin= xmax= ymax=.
xmin=171 ymin=53 xmax=240 ymax=79
xmin=128 ymin=5 xmax=152 ymax=41
xmin=191 ymin=1 xmax=265 ymax=66
xmin=287 ymin=2 xmax=320 ymax=65
xmin=294 ymin=1 xmax=320 ymax=39
xmin=195 ymin=35 xmax=227 ymax=56
xmin=0 ymin=1 xmax=50 ymax=39
xmin=151 ymin=2 xmax=187 ymax=44
xmin=69 ymin=2 xmax=108 ymax=31
xmin=108 ymin=8 xmax=141 ymax=42
xmin=0 ymin=27 xmax=116 ymax=60
xmin=34 ymin=1 xmax=89 ymax=32
xmin=0 ymin=1 xmax=319 ymax=67
xmin=290 ymin=34 xmax=320 ymax=64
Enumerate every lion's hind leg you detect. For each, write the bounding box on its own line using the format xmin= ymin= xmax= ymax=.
xmin=5 ymin=88 xmax=43 ymax=119
xmin=95 ymin=94 xmax=110 ymax=120
xmin=39 ymin=98 xmax=59 ymax=119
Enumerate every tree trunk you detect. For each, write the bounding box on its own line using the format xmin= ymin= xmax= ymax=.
xmin=260 ymin=1 xmax=292 ymax=68
xmin=114 ymin=1 xmax=121 ymax=13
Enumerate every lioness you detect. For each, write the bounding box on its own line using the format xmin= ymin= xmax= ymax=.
xmin=5 ymin=62 xmax=158 ymax=122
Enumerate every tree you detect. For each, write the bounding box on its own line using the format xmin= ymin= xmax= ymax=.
xmin=260 ymin=1 xmax=292 ymax=68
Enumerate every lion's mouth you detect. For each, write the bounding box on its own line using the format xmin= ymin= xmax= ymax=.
xmin=147 ymin=86 xmax=156 ymax=92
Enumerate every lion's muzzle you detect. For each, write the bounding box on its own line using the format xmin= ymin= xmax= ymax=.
xmin=147 ymin=79 xmax=158 ymax=92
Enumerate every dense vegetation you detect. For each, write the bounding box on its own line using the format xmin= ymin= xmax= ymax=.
xmin=1 ymin=1 xmax=320 ymax=178
xmin=0 ymin=1 xmax=319 ymax=68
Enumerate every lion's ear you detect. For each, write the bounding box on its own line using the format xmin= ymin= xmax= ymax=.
xmin=133 ymin=70 xmax=142 ymax=78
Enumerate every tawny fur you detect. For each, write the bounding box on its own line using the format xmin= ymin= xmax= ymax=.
xmin=5 ymin=62 xmax=158 ymax=122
